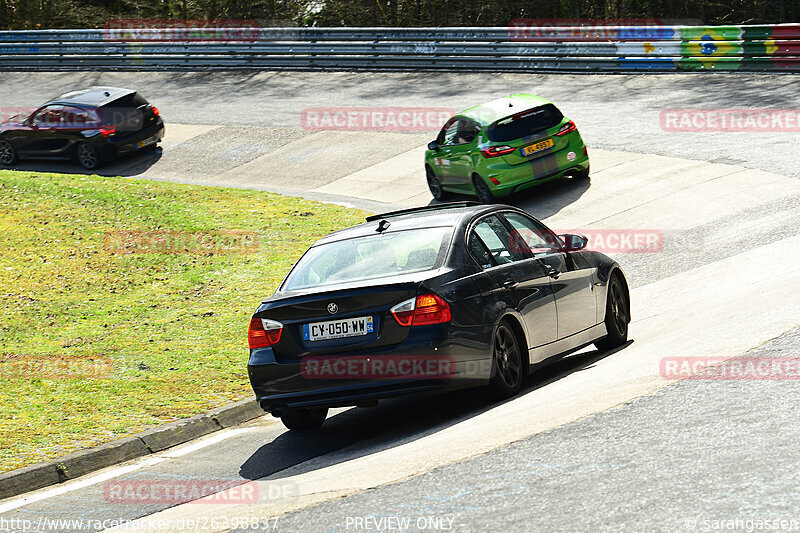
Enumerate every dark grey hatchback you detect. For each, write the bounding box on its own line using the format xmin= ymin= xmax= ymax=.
xmin=248 ymin=203 xmax=630 ymax=431
xmin=0 ymin=86 xmax=164 ymax=170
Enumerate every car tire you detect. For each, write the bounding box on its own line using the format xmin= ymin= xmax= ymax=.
xmin=76 ymin=142 xmax=102 ymax=170
xmin=571 ymin=164 xmax=590 ymax=180
xmin=594 ymin=272 xmax=630 ymax=351
xmin=485 ymin=320 xmax=525 ymax=400
xmin=426 ymin=166 xmax=449 ymax=201
xmin=0 ymin=140 xmax=18 ymax=166
xmin=473 ymin=174 xmax=495 ymax=204
xmin=279 ymin=407 xmax=328 ymax=431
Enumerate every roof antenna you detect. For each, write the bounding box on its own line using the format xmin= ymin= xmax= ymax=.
xmin=104 ymin=91 xmax=110 ymax=97
xmin=508 ymin=103 xmax=513 ymax=107
xmin=376 ymin=220 xmax=391 ymax=233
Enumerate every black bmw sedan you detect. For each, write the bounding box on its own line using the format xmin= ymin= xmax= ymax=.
xmin=248 ymin=202 xmax=630 ymax=431
xmin=0 ymin=86 xmax=164 ymax=170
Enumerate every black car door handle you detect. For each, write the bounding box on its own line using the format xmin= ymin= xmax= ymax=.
xmin=503 ymin=279 xmax=519 ymax=289
xmin=545 ymin=266 xmax=560 ymax=279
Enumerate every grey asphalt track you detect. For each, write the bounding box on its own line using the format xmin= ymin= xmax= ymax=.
xmin=269 ymin=326 xmax=800 ymax=533
xmin=1 ymin=71 xmax=799 ymax=533
xmin=0 ymin=71 xmax=798 ymax=179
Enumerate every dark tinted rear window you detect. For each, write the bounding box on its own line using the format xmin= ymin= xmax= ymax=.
xmin=486 ymin=104 xmax=564 ymax=142
xmin=98 ymin=93 xmax=150 ymax=130
xmin=106 ymin=92 xmax=150 ymax=108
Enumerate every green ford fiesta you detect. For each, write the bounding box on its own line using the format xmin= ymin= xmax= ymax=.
xmin=425 ymin=93 xmax=590 ymax=203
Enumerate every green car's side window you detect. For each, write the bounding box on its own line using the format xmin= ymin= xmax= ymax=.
xmin=457 ymin=119 xmax=481 ymax=144
xmin=441 ymin=119 xmax=460 ymax=145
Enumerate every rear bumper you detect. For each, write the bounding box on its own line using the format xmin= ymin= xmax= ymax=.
xmin=248 ymin=334 xmax=492 ymax=411
xmin=482 ymin=134 xmax=589 ymax=197
xmin=110 ymin=121 xmax=165 ymax=156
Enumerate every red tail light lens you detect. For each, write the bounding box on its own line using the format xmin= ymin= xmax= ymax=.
xmin=390 ymin=293 xmax=451 ymax=327
xmin=99 ymin=125 xmax=116 ymax=138
xmin=556 ymin=121 xmax=577 ymax=136
xmin=248 ymin=317 xmax=283 ymax=349
xmin=480 ymin=145 xmax=515 ymax=158
xmin=151 ymin=106 xmax=160 ymax=116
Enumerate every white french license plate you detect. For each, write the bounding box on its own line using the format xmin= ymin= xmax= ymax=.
xmin=303 ymin=316 xmax=374 ymax=341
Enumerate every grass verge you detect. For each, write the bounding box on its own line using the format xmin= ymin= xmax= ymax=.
xmin=0 ymin=170 xmax=367 ymax=473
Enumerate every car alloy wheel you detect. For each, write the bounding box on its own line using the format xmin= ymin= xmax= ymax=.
xmin=77 ymin=142 xmax=100 ymax=170
xmin=484 ymin=321 xmax=524 ymax=400
xmin=426 ymin=166 xmax=448 ymax=201
xmin=0 ymin=140 xmax=17 ymax=165
xmin=494 ymin=324 xmax=522 ymax=389
xmin=595 ymin=273 xmax=630 ymax=351
xmin=473 ymin=174 xmax=495 ymax=204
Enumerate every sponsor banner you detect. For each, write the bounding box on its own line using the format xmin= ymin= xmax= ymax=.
xmin=103 ymin=230 xmax=259 ymax=255
xmin=300 ymin=107 xmax=454 ymax=132
xmin=661 ymin=357 xmax=800 ymax=380
xmin=660 ymin=108 xmax=800 ymax=132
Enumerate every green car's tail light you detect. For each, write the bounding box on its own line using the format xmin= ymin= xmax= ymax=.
xmin=556 ymin=121 xmax=577 ymax=136
xmin=151 ymin=106 xmax=160 ymax=116
xmin=391 ymin=294 xmax=451 ymax=327
xmin=248 ymin=317 xmax=283 ymax=349
xmin=481 ymin=145 xmax=515 ymax=158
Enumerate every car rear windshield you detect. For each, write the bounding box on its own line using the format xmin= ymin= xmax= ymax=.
xmin=98 ymin=92 xmax=151 ymax=130
xmin=282 ymin=227 xmax=452 ymax=291
xmin=486 ymin=104 xmax=564 ymax=142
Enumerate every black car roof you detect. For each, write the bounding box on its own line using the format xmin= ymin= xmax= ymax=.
xmin=314 ymin=203 xmax=519 ymax=246
xmin=45 ymin=87 xmax=136 ymax=108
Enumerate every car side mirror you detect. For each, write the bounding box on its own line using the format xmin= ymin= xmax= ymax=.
xmin=559 ymin=233 xmax=588 ymax=252
xmin=427 ymin=141 xmax=438 ymax=150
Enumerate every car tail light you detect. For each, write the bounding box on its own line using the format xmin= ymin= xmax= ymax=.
xmin=390 ymin=293 xmax=451 ymax=327
xmin=151 ymin=106 xmax=160 ymax=116
xmin=99 ymin=125 xmax=116 ymax=138
xmin=248 ymin=317 xmax=283 ymax=349
xmin=556 ymin=121 xmax=577 ymax=136
xmin=480 ymin=145 xmax=515 ymax=158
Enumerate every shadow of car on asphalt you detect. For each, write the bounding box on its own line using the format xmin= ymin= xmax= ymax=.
xmin=5 ymin=146 xmax=163 ymax=178
xmin=238 ymin=339 xmax=633 ymax=481
xmin=427 ymin=174 xmax=591 ymax=221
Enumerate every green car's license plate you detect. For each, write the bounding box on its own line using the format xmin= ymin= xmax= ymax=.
xmin=521 ymin=138 xmax=554 ymax=156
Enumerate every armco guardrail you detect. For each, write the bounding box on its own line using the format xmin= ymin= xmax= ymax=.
xmin=0 ymin=24 xmax=798 ymax=72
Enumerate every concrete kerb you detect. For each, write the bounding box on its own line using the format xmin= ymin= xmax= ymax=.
xmin=0 ymin=398 xmax=265 ymax=501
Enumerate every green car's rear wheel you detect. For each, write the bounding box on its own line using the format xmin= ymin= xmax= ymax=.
xmin=473 ymin=174 xmax=495 ymax=204
xmin=571 ymin=164 xmax=590 ymax=180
